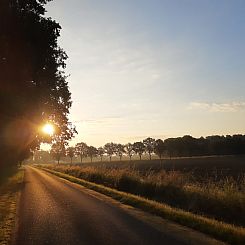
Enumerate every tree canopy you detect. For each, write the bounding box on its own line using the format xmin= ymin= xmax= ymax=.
xmin=0 ymin=0 xmax=75 ymax=168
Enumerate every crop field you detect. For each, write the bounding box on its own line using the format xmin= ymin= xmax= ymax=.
xmin=61 ymin=155 xmax=245 ymax=179
xmin=39 ymin=155 xmax=245 ymax=228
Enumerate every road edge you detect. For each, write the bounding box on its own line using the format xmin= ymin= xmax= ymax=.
xmin=10 ymin=168 xmax=25 ymax=245
xmin=37 ymin=166 xmax=244 ymax=245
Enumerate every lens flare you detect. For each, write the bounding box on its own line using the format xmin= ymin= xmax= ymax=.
xmin=42 ymin=123 xmax=54 ymax=135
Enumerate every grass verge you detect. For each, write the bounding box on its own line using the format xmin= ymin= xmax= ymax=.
xmin=38 ymin=164 xmax=245 ymax=227
xmin=39 ymin=166 xmax=245 ymax=245
xmin=0 ymin=169 xmax=24 ymax=245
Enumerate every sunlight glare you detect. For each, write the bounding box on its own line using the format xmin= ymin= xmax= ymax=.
xmin=42 ymin=123 xmax=54 ymax=135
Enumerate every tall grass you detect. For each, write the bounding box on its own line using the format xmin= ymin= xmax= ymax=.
xmin=0 ymin=168 xmax=24 ymax=245
xmin=41 ymin=164 xmax=245 ymax=227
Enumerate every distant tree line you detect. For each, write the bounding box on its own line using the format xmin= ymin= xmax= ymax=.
xmin=49 ymin=134 xmax=245 ymax=163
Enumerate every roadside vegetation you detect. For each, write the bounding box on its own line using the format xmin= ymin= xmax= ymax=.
xmin=0 ymin=168 xmax=24 ymax=245
xmin=39 ymin=166 xmax=245 ymax=245
xmin=39 ymin=163 xmax=245 ymax=227
xmin=31 ymin=133 xmax=245 ymax=244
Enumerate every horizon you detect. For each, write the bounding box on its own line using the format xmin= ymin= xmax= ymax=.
xmin=45 ymin=0 xmax=245 ymax=148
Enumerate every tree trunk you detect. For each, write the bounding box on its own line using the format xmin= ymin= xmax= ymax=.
xmin=139 ymin=154 xmax=142 ymax=160
xmin=149 ymin=153 xmax=151 ymax=160
xmin=100 ymin=156 xmax=102 ymax=162
xmin=80 ymin=155 xmax=83 ymax=163
xmin=90 ymin=156 xmax=92 ymax=163
xmin=70 ymin=157 xmax=72 ymax=164
xmin=110 ymin=156 xmax=112 ymax=162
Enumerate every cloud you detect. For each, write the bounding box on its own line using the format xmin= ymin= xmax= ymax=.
xmin=72 ymin=116 xmax=122 ymax=125
xmin=188 ymin=102 xmax=245 ymax=112
xmin=125 ymin=134 xmax=171 ymax=142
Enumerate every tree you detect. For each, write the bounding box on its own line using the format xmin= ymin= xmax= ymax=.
xmin=104 ymin=143 xmax=116 ymax=162
xmin=154 ymin=139 xmax=165 ymax=160
xmin=133 ymin=142 xmax=145 ymax=160
xmin=97 ymin=147 xmax=105 ymax=162
xmin=143 ymin=137 xmax=155 ymax=160
xmin=124 ymin=143 xmax=134 ymax=161
xmin=87 ymin=146 xmax=98 ymax=163
xmin=50 ymin=141 xmax=66 ymax=164
xmin=0 ymin=0 xmax=76 ymax=169
xmin=75 ymin=142 xmax=88 ymax=163
xmin=66 ymin=146 xmax=75 ymax=164
xmin=115 ymin=144 xmax=125 ymax=161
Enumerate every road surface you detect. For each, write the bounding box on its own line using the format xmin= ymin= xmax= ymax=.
xmin=15 ymin=166 xmax=223 ymax=245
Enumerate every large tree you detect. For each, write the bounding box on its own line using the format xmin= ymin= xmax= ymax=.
xmin=143 ymin=137 xmax=155 ymax=160
xmin=0 ymin=0 xmax=75 ymax=168
xmin=124 ymin=143 xmax=134 ymax=161
xmin=154 ymin=139 xmax=165 ymax=160
xmin=133 ymin=142 xmax=145 ymax=160
xmin=104 ymin=143 xmax=116 ymax=162
xmin=50 ymin=141 xmax=66 ymax=164
xmin=87 ymin=146 xmax=98 ymax=163
xmin=115 ymin=143 xmax=125 ymax=161
xmin=97 ymin=147 xmax=105 ymax=162
xmin=75 ymin=142 xmax=88 ymax=163
xmin=66 ymin=146 xmax=75 ymax=164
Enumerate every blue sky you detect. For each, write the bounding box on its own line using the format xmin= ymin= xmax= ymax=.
xmin=46 ymin=0 xmax=245 ymax=147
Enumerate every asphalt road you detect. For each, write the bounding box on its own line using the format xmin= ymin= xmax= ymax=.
xmin=15 ymin=167 xmax=222 ymax=245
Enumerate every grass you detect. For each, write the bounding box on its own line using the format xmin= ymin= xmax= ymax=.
xmin=38 ymin=166 xmax=245 ymax=245
xmin=38 ymin=163 xmax=245 ymax=227
xmin=0 ymin=168 xmax=24 ymax=245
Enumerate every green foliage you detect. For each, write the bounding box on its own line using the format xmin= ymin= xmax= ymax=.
xmin=87 ymin=146 xmax=98 ymax=162
xmin=104 ymin=143 xmax=117 ymax=161
xmin=124 ymin=143 xmax=134 ymax=160
xmin=66 ymin=146 xmax=75 ymax=163
xmin=0 ymin=0 xmax=75 ymax=167
xmin=50 ymin=141 xmax=66 ymax=164
xmin=115 ymin=144 xmax=125 ymax=161
xmin=75 ymin=142 xmax=88 ymax=163
xmin=143 ymin=137 xmax=155 ymax=160
xmin=154 ymin=139 xmax=165 ymax=159
xmin=97 ymin=147 xmax=105 ymax=161
xmin=133 ymin=142 xmax=145 ymax=160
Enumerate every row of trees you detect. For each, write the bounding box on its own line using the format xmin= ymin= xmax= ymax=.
xmin=49 ymin=134 xmax=245 ymax=164
xmin=50 ymin=137 xmax=163 ymax=163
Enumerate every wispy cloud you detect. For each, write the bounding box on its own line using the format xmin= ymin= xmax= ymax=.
xmin=72 ymin=116 xmax=122 ymax=125
xmin=188 ymin=102 xmax=245 ymax=112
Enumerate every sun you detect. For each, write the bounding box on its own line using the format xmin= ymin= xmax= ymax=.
xmin=42 ymin=123 xmax=55 ymax=135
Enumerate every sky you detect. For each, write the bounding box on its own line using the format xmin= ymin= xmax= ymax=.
xmin=45 ymin=0 xmax=245 ymax=147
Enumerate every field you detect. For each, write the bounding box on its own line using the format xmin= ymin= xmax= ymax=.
xmin=69 ymin=155 xmax=245 ymax=178
xmin=38 ymin=155 xmax=245 ymax=228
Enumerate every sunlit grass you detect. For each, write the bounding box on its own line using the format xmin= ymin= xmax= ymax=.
xmin=39 ymin=164 xmax=245 ymax=227
xmin=0 ymin=169 xmax=24 ymax=245
xmin=39 ymin=166 xmax=245 ymax=245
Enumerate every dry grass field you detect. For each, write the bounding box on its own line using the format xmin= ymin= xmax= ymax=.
xmin=39 ymin=155 xmax=245 ymax=228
